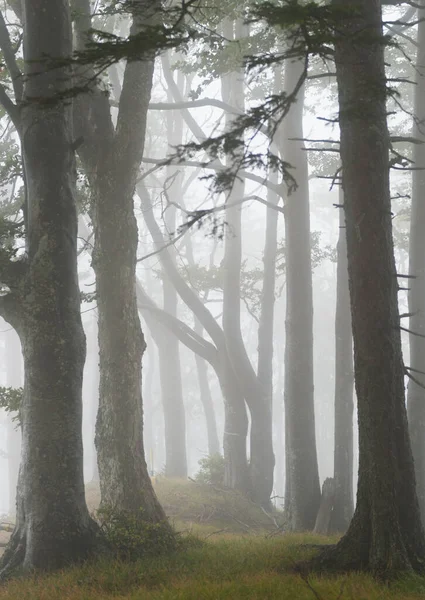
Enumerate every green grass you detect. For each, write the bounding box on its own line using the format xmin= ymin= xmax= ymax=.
xmin=1 ymin=533 xmax=425 ymax=599
xmin=86 ymin=478 xmax=285 ymax=534
xmin=2 ymin=481 xmax=425 ymax=598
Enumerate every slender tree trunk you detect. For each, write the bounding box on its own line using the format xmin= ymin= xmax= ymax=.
xmin=317 ymin=0 xmax=425 ymax=575
xmin=153 ymin=73 xmax=187 ymax=478
xmin=194 ymin=337 xmax=221 ymax=456
xmin=281 ymin=58 xmax=321 ymax=530
xmin=5 ymin=328 xmax=22 ymax=516
xmin=72 ymin=0 xmax=168 ymax=522
xmin=221 ymin=19 xmax=275 ymax=507
xmin=407 ymin=0 xmax=425 ymax=525
xmin=0 ymin=0 xmax=99 ymax=574
xmin=329 ymin=191 xmax=354 ymax=533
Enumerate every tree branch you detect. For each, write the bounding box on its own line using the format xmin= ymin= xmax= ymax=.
xmin=137 ymin=284 xmax=219 ymax=367
xmin=149 ymin=97 xmax=240 ymax=114
xmin=114 ymin=0 xmax=160 ymax=166
xmin=0 ymin=10 xmax=23 ymax=105
xmin=141 ymin=157 xmax=283 ymax=195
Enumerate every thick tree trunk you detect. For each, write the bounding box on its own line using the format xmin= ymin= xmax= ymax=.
xmin=218 ymin=361 xmax=250 ymax=492
xmin=0 ymin=0 xmax=99 ymax=574
xmin=329 ymin=192 xmax=354 ymax=533
xmin=317 ymin=0 xmax=425 ymax=575
xmin=72 ymin=0 xmax=168 ymax=522
xmin=407 ymin=0 xmax=425 ymax=525
xmin=281 ymin=59 xmax=321 ymax=530
xmin=93 ymin=168 xmax=165 ymax=517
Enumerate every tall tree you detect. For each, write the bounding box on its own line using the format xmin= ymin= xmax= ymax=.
xmin=0 ymin=0 xmax=99 ymax=574
xmin=72 ymin=0 xmax=168 ymax=521
xmin=407 ymin=0 xmax=425 ymax=525
xmin=151 ymin=67 xmax=187 ymax=477
xmin=318 ymin=0 xmax=425 ymax=574
xmin=281 ymin=57 xmax=321 ymax=530
xmin=221 ymin=18 xmax=275 ymax=508
xmin=329 ymin=191 xmax=354 ymax=533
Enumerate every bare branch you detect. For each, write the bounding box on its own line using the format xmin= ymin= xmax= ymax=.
xmin=141 ymin=157 xmax=283 ymax=196
xmin=149 ymin=97 xmax=240 ymax=114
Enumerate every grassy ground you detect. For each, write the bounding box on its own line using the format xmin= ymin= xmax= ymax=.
xmin=1 ymin=481 xmax=425 ymax=598
xmin=1 ymin=534 xmax=425 ymax=599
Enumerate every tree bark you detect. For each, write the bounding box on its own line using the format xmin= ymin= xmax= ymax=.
xmin=317 ymin=0 xmax=425 ymax=575
xmin=0 ymin=0 xmax=99 ymax=574
xmin=329 ymin=191 xmax=354 ymax=533
xmin=72 ymin=0 xmax=167 ymax=521
xmin=281 ymin=58 xmax=321 ymax=531
xmin=407 ymin=0 xmax=425 ymax=526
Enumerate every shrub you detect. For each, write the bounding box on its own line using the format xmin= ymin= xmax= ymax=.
xmin=195 ymin=454 xmax=225 ymax=487
xmin=96 ymin=506 xmax=177 ymax=561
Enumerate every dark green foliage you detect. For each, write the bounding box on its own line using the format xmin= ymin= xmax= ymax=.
xmin=195 ymin=454 xmax=226 ymax=487
xmin=96 ymin=506 xmax=177 ymax=561
xmin=0 ymin=385 xmax=22 ymax=424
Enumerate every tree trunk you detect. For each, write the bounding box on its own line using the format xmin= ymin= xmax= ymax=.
xmin=407 ymin=0 xmax=425 ymax=525
xmin=138 ymin=181 xmax=251 ymax=492
xmin=218 ymin=361 xmax=250 ymax=492
xmin=194 ymin=340 xmax=221 ymax=456
xmin=5 ymin=328 xmax=22 ymax=516
xmin=281 ymin=58 xmax=321 ymax=530
xmin=0 ymin=0 xmax=99 ymax=574
xmin=317 ymin=0 xmax=425 ymax=575
xmin=72 ymin=0 xmax=168 ymax=522
xmin=329 ymin=191 xmax=354 ymax=533
xmin=156 ymin=66 xmax=188 ymax=478
xmin=221 ymin=19 xmax=275 ymax=507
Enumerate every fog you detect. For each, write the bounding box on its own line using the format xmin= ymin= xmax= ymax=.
xmin=0 ymin=1 xmax=414 ymax=540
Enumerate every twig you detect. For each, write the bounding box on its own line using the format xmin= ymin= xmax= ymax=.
xmin=204 ymin=528 xmax=229 ymax=540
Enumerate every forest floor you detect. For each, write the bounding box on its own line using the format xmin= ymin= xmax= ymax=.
xmin=0 ymin=481 xmax=425 ymax=598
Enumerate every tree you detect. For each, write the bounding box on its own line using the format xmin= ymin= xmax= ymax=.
xmin=0 ymin=0 xmax=99 ymax=575
xmin=407 ymin=0 xmax=425 ymax=525
xmin=316 ymin=0 xmax=425 ymax=574
xmin=281 ymin=56 xmax=321 ymax=531
xmin=72 ymin=0 xmax=168 ymax=521
xmin=329 ymin=190 xmax=354 ymax=533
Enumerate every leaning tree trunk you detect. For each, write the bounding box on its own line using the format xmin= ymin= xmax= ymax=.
xmin=317 ymin=0 xmax=425 ymax=576
xmin=329 ymin=191 xmax=354 ymax=533
xmin=138 ymin=181 xmax=251 ymax=492
xmin=281 ymin=58 xmax=321 ymax=531
xmin=407 ymin=0 xmax=425 ymax=526
xmin=0 ymin=0 xmax=99 ymax=575
xmin=72 ymin=0 xmax=168 ymax=522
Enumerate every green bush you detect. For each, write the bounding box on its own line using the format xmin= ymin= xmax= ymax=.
xmin=195 ymin=454 xmax=225 ymax=487
xmin=96 ymin=506 xmax=177 ymax=561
